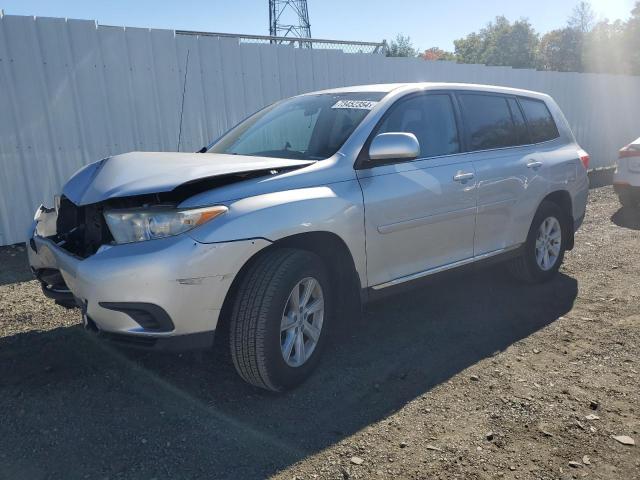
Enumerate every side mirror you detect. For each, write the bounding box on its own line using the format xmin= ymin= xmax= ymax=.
xmin=368 ymin=132 xmax=420 ymax=162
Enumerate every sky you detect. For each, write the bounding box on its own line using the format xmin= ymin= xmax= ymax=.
xmin=0 ymin=0 xmax=636 ymax=51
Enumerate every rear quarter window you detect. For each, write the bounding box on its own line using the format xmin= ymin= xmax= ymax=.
xmin=519 ymin=98 xmax=560 ymax=143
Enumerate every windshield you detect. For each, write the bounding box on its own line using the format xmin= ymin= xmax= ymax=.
xmin=207 ymin=92 xmax=386 ymax=160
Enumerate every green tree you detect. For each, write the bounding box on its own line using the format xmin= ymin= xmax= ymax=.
xmin=535 ymin=1 xmax=640 ymax=75
xmin=453 ymin=32 xmax=482 ymax=64
xmin=582 ymin=19 xmax=628 ymax=74
xmin=385 ymin=1 xmax=640 ymax=75
xmin=537 ymin=2 xmax=594 ymax=72
xmin=588 ymin=1 xmax=640 ymax=75
xmin=537 ymin=27 xmax=583 ymax=72
xmin=385 ymin=35 xmax=418 ymax=57
xmin=454 ymin=16 xmax=539 ymax=68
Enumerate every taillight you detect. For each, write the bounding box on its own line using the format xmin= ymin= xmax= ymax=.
xmin=619 ymin=145 xmax=640 ymax=158
xmin=578 ymin=150 xmax=590 ymax=170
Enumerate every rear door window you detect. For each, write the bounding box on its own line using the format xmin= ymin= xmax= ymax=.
xmin=376 ymin=94 xmax=460 ymax=158
xmin=518 ymin=98 xmax=560 ymax=143
xmin=458 ymin=94 xmax=522 ymax=151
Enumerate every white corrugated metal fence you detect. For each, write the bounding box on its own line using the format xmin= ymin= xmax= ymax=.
xmin=1 ymin=14 xmax=640 ymax=245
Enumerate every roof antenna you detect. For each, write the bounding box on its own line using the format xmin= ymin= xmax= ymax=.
xmin=177 ymin=49 xmax=190 ymax=151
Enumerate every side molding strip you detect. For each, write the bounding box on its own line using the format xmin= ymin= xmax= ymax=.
xmin=370 ymin=244 xmax=521 ymax=290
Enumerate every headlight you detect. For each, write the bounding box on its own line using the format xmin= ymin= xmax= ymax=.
xmin=104 ymin=205 xmax=227 ymax=244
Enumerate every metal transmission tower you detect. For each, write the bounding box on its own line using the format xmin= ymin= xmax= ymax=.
xmin=269 ymin=0 xmax=311 ymax=42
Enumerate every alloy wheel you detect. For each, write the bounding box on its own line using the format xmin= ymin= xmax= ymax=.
xmin=535 ymin=216 xmax=562 ymax=271
xmin=280 ymin=277 xmax=325 ymax=367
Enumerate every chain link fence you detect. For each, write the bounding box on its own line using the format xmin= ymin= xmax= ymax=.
xmin=175 ymin=29 xmax=386 ymax=54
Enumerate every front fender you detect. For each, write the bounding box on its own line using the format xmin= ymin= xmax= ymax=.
xmin=187 ymin=180 xmax=367 ymax=286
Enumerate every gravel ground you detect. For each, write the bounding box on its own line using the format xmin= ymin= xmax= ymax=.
xmin=0 ymin=185 xmax=638 ymax=480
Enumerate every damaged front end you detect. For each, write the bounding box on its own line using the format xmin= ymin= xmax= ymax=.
xmin=51 ymin=196 xmax=114 ymax=258
xmin=28 ymin=161 xmax=301 ymax=309
xmin=27 ymin=186 xmax=272 ymax=347
xmin=29 ymin=207 xmax=69 ymax=307
xmin=28 ymin=151 xmax=316 ymax=330
xmin=30 ymin=193 xmax=193 ymax=309
xmin=29 ymin=199 xmax=113 ymax=308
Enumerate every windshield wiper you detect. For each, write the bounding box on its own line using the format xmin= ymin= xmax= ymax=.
xmin=249 ymin=149 xmax=309 ymax=160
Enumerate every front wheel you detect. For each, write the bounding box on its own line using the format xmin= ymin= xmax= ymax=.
xmin=508 ymin=201 xmax=567 ymax=283
xmin=229 ymin=248 xmax=331 ymax=391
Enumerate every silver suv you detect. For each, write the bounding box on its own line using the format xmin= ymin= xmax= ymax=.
xmin=28 ymin=83 xmax=589 ymax=391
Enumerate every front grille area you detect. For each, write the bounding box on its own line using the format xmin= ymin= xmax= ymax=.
xmin=55 ymin=196 xmax=114 ymax=258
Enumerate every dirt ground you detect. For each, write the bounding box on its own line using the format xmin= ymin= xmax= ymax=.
xmin=0 ymin=185 xmax=638 ymax=480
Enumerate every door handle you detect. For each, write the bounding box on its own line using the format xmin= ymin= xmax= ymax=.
xmin=453 ymin=171 xmax=474 ymax=182
xmin=526 ymin=160 xmax=543 ymax=169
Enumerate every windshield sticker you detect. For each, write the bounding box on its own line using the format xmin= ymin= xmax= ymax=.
xmin=331 ymin=100 xmax=378 ymax=110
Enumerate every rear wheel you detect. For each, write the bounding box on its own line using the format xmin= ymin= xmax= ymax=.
xmin=508 ymin=201 xmax=567 ymax=283
xmin=229 ymin=249 xmax=331 ymax=391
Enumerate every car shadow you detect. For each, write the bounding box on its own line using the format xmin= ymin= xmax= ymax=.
xmin=0 ymin=244 xmax=33 ymax=286
xmin=611 ymin=206 xmax=640 ymax=230
xmin=0 ymin=266 xmax=577 ymax=479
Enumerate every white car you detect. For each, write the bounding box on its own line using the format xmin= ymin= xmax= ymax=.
xmin=614 ymin=136 xmax=640 ymax=208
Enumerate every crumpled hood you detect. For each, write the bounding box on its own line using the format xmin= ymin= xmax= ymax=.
xmin=62 ymin=151 xmax=315 ymax=205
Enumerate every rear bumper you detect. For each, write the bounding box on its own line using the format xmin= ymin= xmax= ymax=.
xmin=28 ymin=211 xmax=270 ymax=347
xmin=614 ymin=159 xmax=640 ymax=188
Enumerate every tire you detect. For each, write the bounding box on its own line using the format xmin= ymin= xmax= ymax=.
xmin=508 ymin=201 xmax=568 ymax=283
xmin=229 ymin=248 xmax=332 ymax=392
